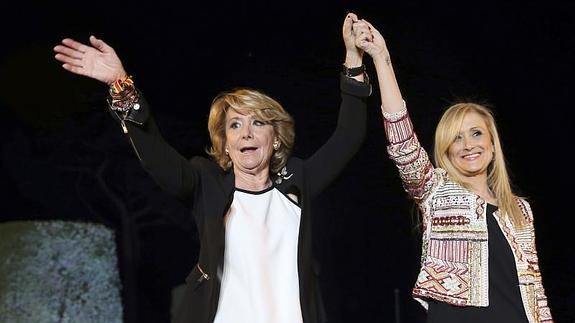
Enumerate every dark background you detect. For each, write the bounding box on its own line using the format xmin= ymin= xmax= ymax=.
xmin=1 ymin=1 xmax=573 ymax=322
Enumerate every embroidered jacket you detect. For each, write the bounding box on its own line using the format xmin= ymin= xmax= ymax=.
xmin=383 ymin=109 xmax=553 ymax=323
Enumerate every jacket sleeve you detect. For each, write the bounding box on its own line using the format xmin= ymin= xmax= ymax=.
xmin=108 ymin=92 xmax=200 ymax=202
xmin=382 ymin=108 xmax=436 ymax=203
xmin=520 ymin=200 xmax=554 ymax=322
xmin=303 ymin=74 xmax=370 ymax=198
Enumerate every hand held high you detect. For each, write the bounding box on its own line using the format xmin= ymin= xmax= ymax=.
xmin=53 ymin=35 xmax=127 ymax=85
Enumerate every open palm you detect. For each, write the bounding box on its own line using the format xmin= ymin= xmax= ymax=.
xmin=54 ymin=36 xmax=126 ymax=85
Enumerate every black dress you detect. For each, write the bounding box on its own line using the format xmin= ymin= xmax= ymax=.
xmin=427 ymin=204 xmax=529 ymax=323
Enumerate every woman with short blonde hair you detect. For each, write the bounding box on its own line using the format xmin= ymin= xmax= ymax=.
xmin=207 ymin=88 xmax=295 ymax=174
xmin=54 ymin=13 xmax=371 ymax=323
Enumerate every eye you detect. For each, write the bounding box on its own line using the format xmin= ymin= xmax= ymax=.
xmin=472 ymin=130 xmax=482 ymax=137
xmin=454 ymin=134 xmax=463 ymax=142
xmin=253 ymin=120 xmax=266 ymax=126
xmin=229 ymin=121 xmax=241 ymax=129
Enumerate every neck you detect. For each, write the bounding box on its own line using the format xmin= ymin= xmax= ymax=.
xmin=464 ymin=174 xmax=496 ymax=204
xmin=234 ymin=167 xmax=271 ymax=191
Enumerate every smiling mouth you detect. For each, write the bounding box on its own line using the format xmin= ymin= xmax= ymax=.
xmin=462 ymin=152 xmax=481 ymax=160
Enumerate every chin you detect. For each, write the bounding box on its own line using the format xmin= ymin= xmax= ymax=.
xmin=237 ymin=161 xmax=268 ymax=172
xmin=459 ymin=168 xmax=487 ymax=178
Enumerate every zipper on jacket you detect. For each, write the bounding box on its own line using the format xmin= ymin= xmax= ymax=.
xmin=120 ymin=120 xmax=128 ymax=134
xmin=120 ymin=120 xmax=143 ymax=162
xmin=197 ymin=264 xmax=210 ymax=282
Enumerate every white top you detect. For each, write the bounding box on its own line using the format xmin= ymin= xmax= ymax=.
xmin=213 ymin=187 xmax=303 ymax=323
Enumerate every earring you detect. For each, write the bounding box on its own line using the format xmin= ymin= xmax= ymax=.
xmin=273 ymin=140 xmax=280 ymax=151
xmin=225 ymin=148 xmax=229 ymax=155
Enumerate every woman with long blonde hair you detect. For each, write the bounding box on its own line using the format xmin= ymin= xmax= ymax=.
xmin=353 ymin=17 xmax=553 ymax=323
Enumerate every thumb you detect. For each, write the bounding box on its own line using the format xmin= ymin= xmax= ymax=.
xmin=347 ymin=12 xmax=358 ymax=23
xmin=89 ymin=35 xmax=111 ymax=52
xmin=364 ymin=20 xmax=381 ymax=37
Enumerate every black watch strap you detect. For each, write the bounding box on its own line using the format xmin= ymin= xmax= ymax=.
xmin=342 ymin=64 xmax=366 ymax=77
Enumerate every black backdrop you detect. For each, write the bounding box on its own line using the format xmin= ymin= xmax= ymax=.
xmin=1 ymin=1 xmax=573 ymax=322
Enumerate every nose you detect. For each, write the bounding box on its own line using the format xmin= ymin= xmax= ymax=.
xmin=462 ymin=136 xmax=473 ymax=150
xmin=241 ymin=123 xmax=253 ymax=139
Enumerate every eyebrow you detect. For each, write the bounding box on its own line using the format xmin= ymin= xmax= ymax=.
xmin=460 ymin=125 xmax=484 ymax=131
xmin=227 ymin=114 xmax=248 ymax=121
xmin=226 ymin=115 xmax=256 ymax=126
xmin=468 ymin=126 xmax=485 ymax=131
xmin=456 ymin=126 xmax=484 ymax=136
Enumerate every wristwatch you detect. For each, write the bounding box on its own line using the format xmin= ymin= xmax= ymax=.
xmin=342 ymin=64 xmax=366 ymax=77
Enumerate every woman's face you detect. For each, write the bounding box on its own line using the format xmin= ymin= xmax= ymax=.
xmin=447 ymin=111 xmax=494 ymax=179
xmin=225 ymin=108 xmax=276 ymax=176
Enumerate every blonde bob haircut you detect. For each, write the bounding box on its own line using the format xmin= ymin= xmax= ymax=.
xmin=433 ymin=102 xmax=526 ymax=228
xmin=207 ymin=88 xmax=295 ymax=175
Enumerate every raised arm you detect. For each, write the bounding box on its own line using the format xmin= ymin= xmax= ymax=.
xmin=343 ymin=13 xmax=366 ymax=83
xmin=54 ymin=37 xmax=199 ymax=201
xmin=304 ymin=13 xmax=371 ymax=197
xmin=356 ymin=20 xmax=435 ymax=202
xmin=353 ymin=20 xmax=403 ymax=114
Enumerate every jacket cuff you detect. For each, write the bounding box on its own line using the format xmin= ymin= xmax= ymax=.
xmin=384 ymin=111 xmax=414 ymax=144
xmin=124 ymin=94 xmax=150 ymax=125
xmin=340 ymin=73 xmax=372 ymax=98
xmin=108 ymin=92 xmax=150 ymax=126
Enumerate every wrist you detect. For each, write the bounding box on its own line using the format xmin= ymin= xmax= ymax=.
xmin=372 ymin=51 xmax=391 ymax=66
xmin=342 ymin=64 xmax=366 ymax=78
xmin=344 ymin=52 xmax=363 ymax=68
xmin=108 ymin=75 xmax=140 ymax=114
xmin=109 ymin=74 xmax=133 ymax=94
xmin=108 ymin=70 xmax=128 ymax=86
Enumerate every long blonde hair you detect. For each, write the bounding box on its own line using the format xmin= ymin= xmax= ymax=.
xmin=433 ymin=103 xmax=526 ymax=228
xmin=206 ymin=88 xmax=295 ymax=174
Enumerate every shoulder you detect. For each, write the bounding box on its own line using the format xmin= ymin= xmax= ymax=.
xmin=189 ymin=155 xmax=213 ymax=167
xmin=286 ymin=157 xmax=304 ymax=169
xmin=280 ymin=157 xmax=304 ymax=179
xmin=515 ymin=197 xmax=534 ymax=222
xmin=427 ymin=168 xmax=470 ymax=199
xmin=189 ymin=156 xmax=224 ymax=174
xmin=515 ymin=196 xmax=531 ymax=207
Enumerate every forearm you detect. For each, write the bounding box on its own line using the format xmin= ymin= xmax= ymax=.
xmin=371 ymin=49 xmax=435 ymax=200
xmin=110 ymin=94 xmax=197 ymax=200
xmin=373 ymin=51 xmax=404 ymax=113
xmin=384 ymin=111 xmax=435 ymax=201
xmin=305 ymin=75 xmax=369 ymax=196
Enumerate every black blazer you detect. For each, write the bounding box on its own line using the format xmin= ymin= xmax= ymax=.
xmin=114 ymin=74 xmax=370 ymax=323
